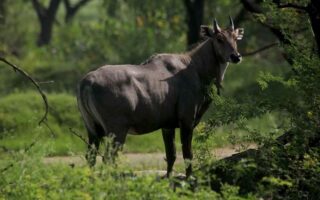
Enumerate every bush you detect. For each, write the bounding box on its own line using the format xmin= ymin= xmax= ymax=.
xmin=0 ymin=150 xmax=254 ymax=200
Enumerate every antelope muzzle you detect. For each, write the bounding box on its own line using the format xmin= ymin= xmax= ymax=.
xmin=230 ymin=53 xmax=242 ymax=64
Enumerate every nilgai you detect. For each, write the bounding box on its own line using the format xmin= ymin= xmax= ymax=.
xmin=77 ymin=17 xmax=244 ymax=177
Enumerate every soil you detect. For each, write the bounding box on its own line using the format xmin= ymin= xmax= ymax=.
xmin=43 ymin=145 xmax=256 ymax=174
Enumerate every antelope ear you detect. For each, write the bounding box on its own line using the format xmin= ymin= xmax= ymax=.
xmin=235 ymin=28 xmax=244 ymax=40
xmin=200 ymin=25 xmax=214 ymax=38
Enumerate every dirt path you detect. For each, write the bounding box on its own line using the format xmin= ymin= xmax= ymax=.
xmin=43 ymin=145 xmax=255 ymax=170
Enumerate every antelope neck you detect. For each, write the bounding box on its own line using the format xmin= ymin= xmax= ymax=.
xmin=187 ymin=39 xmax=225 ymax=94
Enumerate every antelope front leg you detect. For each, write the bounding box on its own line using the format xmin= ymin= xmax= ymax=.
xmin=180 ymin=125 xmax=193 ymax=177
xmin=162 ymin=128 xmax=176 ymax=177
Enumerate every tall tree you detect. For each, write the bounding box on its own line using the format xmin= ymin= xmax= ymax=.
xmin=183 ymin=0 xmax=205 ymax=47
xmin=31 ymin=0 xmax=61 ymax=46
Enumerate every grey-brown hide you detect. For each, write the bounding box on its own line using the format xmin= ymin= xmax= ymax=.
xmin=77 ymin=18 xmax=244 ymax=177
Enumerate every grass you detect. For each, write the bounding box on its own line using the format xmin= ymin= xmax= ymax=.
xmin=0 ymin=147 xmax=251 ymax=200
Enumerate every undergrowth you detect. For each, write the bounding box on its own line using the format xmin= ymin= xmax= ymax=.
xmin=0 ymin=148 xmax=254 ymax=200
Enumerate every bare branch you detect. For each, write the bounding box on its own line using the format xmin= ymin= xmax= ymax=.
xmin=0 ymin=145 xmax=9 ymax=152
xmin=69 ymin=128 xmax=103 ymax=157
xmin=1 ymin=134 xmax=40 ymax=173
xmin=0 ymin=58 xmax=56 ymax=173
xmin=240 ymin=0 xmax=263 ymax=13
xmin=63 ymin=0 xmax=91 ymax=23
xmin=42 ymin=121 xmax=56 ymax=137
xmin=72 ymin=0 xmax=90 ymax=11
xmin=38 ymin=80 xmax=55 ymax=84
xmin=69 ymin=127 xmax=89 ymax=146
xmin=0 ymin=164 xmax=13 ymax=173
xmin=31 ymin=0 xmax=46 ymax=18
xmin=0 ymin=57 xmax=48 ymax=125
xmin=242 ymin=42 xmax=279 ymax=57
xmin=275 ymin=130 xmax=294 ymax=145
xmin=223 ymin=129 xmax=292 ymax=163
xmin=63 ymin=0 xmax=71 ymax=10
xmin=278 ymin=3 xmax=308 ymax=11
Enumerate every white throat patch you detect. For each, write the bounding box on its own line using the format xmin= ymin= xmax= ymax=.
xmin=219 ymin=62 xmax=229 ymax=82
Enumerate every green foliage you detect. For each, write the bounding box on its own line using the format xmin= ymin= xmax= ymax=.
xmin=0 ymin=2 xmax=36 ymax=56
xmin=0 ymin=151 xmax=252 ymax=200
xmin=1 ymin=0 xmax=320 ymax=198
xmin=200 ymin=144 xmax=320 ymax=199
xmin=101 ymin=0 xmax=186 ymax=64
xmin=192 ymin=0 xmax=320 ymax=198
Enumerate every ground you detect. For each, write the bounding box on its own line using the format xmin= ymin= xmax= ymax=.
xmin=42 ymin=145 xmax=254 ymax=176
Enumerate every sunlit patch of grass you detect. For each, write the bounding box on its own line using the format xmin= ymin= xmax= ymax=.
xmin=124 ymin=129 xmax=183 ymax=153
xmin=0 ymin=151 xmax=226 ymax=200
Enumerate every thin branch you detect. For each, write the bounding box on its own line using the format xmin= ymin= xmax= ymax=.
xmin=63 ymin=0 xmax=71 ymax=10
xmin=38 ymin=80 xmax=55 ymax=84
xmin=71 ymin=0 xmax=90 ymax=12
xmin=242 ymin=42 xmax=279 ymax=57
xmin=1 ymin=134 xmax=40 ymax=173
xmin=275 ymin=130 xmax=294 ymax=145
xmin=0 ymin=145 xmax=9 ymax=152
xmin=278 ymin=3 xmax=308 ymax=11
xmin=0 ymin=57 xmax=48 ymax=125
xmin=0 ymin=58 xmax=56 ymax=173
xmin=0 ymin=164 xmax=13 ymax=173
xmin=69 ymin=128 xmax=89 ymax=146
xmin=223 ymin=129 xmax=293 ymax=163
xmin=24 ymin=139 xmax=38 ymax=152
xmin=63 ymin=0 xmax=91 ymax=22
xmin=42 ymin=121 xmax=56 ymax=137
xmin=31 ymin=0 xmax=46 ymax=18
xmin=240 ymin=0 xmax=263 ymax=13
xmin=69 ymin=128 xmax=103 ymax=157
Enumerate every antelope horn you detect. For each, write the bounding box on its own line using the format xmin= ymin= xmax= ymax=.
xmin=213 ymin=18 xmax=221 ymax=33
xmin=229 ymin=16 xmax=234 ymax=31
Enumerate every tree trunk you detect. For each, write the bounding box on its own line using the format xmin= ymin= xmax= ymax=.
xmin=184 ymin=0 xmax=205 ymax=47
xmin=38 ymin=17 xmax=55 ymax=46
xmin=308 ymin=0 xmax=320 ymax=57
xmin=32 ymin=0 xmax=61 ymax=46
xmin=0 ymin=0 xmax=6 ymax=25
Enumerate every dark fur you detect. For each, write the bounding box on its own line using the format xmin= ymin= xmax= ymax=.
xmin=77 ymin=25 xmax=242 ymax=177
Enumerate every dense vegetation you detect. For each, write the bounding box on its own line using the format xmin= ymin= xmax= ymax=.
xmin=1 ymin=0 xmax=319 ymax=199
